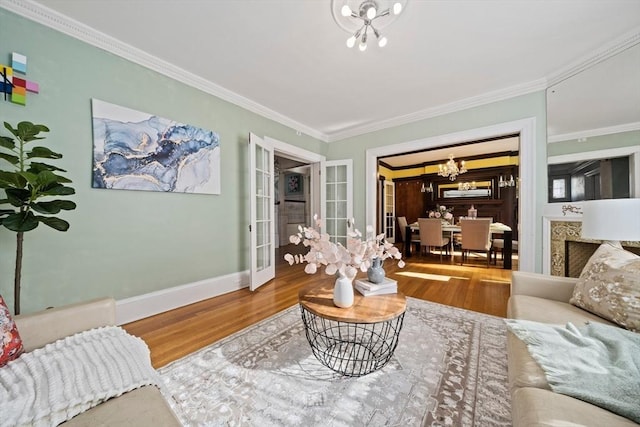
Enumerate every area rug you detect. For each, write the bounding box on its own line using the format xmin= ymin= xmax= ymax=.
xmin=158 ymin=297 xmax=511 ymax=426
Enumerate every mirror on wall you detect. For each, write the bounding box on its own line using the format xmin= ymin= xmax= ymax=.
xmin=546 ymin=42 xmax=640 ymax=202
xmin=548 ymin=156 xmax=630 ymax=203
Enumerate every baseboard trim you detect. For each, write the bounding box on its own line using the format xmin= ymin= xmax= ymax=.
xmin=115 ymin=271 xmax=249 ymax=325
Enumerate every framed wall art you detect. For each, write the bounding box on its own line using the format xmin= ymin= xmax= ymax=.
xmin=91 ymin=99 xmax=221 ymax=195
xmin=285 ymin=173 xmax=303 ymax=196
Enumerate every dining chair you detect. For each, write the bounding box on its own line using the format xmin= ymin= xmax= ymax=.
xmin=397 ymin=216 xmax=420 ymax=253
xmin=418 ymin=218 xmax=450 ymax=263
xmin=460 ymin=218 xmax=492 ymax=267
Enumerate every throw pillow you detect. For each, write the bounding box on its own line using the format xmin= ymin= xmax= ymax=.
xmin=1 ymin=294 xmax=24 ymax=366
xmin=570 ymin=243 xmax=640 ymax=332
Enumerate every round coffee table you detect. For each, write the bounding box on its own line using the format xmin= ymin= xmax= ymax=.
xmin=298 ymin=282 xmax=406 ymax=377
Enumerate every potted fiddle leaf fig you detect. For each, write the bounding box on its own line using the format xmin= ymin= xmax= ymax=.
xmin=0 ymin=121 xmax=76 ymax=314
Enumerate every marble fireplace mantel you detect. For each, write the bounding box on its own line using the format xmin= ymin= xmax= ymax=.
xmin=543 ymin=202 xmax=640 ymax=276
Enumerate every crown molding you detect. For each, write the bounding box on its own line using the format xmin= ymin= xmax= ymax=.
xmin=325 ymin=78 xmax=547 ymax=142
xmin=548 ymin=121 xmax=640 ymax=143
xmin=0 ymin=0 xmax=328 ymax=142
xmin=546 ymin=27 xmax=640 ymax=87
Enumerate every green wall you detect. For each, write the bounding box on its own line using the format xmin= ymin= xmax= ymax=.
xmin=0 ymin=9 xmax=324 ymax=313
xmin=1 ymin=7 xmax=551 ymax=314
xmin=548 ymin=129 xmax=640 ymax=157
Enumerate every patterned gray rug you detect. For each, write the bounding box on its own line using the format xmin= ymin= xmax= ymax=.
xmin=159 ymin=297 xmax=511 ymax=426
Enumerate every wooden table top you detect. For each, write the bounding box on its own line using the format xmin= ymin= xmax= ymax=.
xmin=298 ymin=282 xmax=406 ymax=323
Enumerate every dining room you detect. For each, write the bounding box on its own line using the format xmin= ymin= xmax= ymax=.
xmin=377 ymin=134 xmax=520 ymax=270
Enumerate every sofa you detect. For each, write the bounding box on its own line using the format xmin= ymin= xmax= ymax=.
xmin=13 ymin=297 xmax=181 ymax=426
xmin=507 ymin=271 xmax=639 ymax=427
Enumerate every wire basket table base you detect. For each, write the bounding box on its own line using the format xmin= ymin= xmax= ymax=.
xmin=300 ymin=305 xmax=405 ymax=377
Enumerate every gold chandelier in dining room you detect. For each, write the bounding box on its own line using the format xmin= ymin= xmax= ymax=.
xmin=438 ymin=154 xmax=467 ymax=181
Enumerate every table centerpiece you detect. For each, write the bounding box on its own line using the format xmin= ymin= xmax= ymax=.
xmin=428 ymin=204 xmax=454 ymax=224
xmin=284 ymin=215 xmax=404 ymax=308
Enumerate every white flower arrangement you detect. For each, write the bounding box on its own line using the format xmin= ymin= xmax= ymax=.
xmin=428 ymin=204 xmax=454 ymax=222
xmin=284 ymin=216 xmax=405 ymax=280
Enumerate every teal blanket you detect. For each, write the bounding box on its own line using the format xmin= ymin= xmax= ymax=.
xmin=505 ymin=319 xmax=640 ymax=423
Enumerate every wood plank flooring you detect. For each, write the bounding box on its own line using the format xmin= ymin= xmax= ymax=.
xmin=123 ymin=245 xmax=512 ymax=368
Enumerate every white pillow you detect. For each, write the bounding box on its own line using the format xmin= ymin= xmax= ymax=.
xmin=570 ymin=243 xmax=640 ymax=332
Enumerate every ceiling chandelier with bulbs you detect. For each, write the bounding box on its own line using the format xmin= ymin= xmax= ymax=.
xmin=438 ymin=154 xmax=468 ymax=181
xmin=331 ymin=0 xmax=407 ymax=51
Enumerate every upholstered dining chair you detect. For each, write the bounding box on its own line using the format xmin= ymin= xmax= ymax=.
xmin=397 ymin=216 xmax=420 ymax=253
xmin=460 ymin=218 xmax=492 ymax=267
xmin=418 ymin=218 xmax=450 ymax=263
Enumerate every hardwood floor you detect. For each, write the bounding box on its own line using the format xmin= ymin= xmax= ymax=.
xmin=123 ymin=245 xmax=512 ymax=368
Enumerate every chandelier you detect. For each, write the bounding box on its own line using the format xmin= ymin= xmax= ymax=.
xmin=438 ymin=154 xmax=467 ymax=181
xmin=331 ymin=0 xmax=407 ymax=51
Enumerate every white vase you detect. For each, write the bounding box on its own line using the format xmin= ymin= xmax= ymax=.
xmin=333 ymin=273 xmax=354 ymax=308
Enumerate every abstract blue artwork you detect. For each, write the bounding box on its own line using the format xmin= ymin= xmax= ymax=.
xmin=91 ymin=99 xmax=220 ymax=194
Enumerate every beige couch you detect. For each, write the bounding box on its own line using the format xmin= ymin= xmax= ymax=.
xmin=507 ymin=271 xmax=639 ymax=427
xmin=14 ymin=298 xmax=181 ymax=426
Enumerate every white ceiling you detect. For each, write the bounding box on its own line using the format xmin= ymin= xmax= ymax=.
xmin=16 ymin=0 xmax=639 ymax=146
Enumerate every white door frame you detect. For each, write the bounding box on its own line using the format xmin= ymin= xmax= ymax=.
xmin=365 ymin=118 xmax=537 ymax=272
xmin=266 ymin=136 xmax=326 ymax=225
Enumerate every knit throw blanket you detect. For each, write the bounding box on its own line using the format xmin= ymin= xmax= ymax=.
xmin=0 ymin=326 xmax=161 ymax=427
xmin=505 ymin=319 xmax=640 ymax=423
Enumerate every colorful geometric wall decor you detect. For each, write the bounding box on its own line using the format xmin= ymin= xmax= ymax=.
xmin=11 ymin=52 xmax=27 ymax=74
xmin=0 ymin=52 xmax=39 ymax=105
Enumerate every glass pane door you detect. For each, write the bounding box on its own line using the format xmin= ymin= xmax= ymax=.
xmin=383 ymin=180 xmax=396 ymax=242
xmin=324 ymin=160 xmax=352 ymax=245
xmin=249 ymin=133 xmax=274 ymax=291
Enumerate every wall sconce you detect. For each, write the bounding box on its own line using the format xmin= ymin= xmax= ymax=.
xmin=499 ymin=175 xmax=516 ymax=188
xmin=458 ymin=181 xmax=477 ymax=191
xmin=421 ymin=182 xmax=433 ymax=193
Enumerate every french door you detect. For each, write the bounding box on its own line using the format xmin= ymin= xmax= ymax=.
xmin=383 ymin=180 xmax=396 ymax=242
xmin=249 ymin=133 xmax=275 ymax=291
xmin=248 ymin=135 xmax=352 ymax=290
xmin=324 ymin=160 xmax=353 ymax=245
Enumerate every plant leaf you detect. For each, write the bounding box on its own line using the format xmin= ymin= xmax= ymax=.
xmin=0 ymin=152 xmax=19 ymax=165
xmin=0 ymin=172 xmax=27 ymax=189
xmin=4 ymin=122 xmax=18 ymax=138
xmin=0 ymin=136 xmax=16 ymax=149
xmin=31 ymin=200 xmax=77 ymax=214
xmin=36 ymin=216 xmax=69 ymax=231
xmin=27 ymin=162 xmax=67 ymax=173
xmin=1 ymin=211 xmax=39 ymax=232
xmin=39 ymin=184 xmax=75 ymax=197
xmin=4 ymin=188 xmax=30 ymax=207
xmin=18 ymin=171 xmax=39 ymax=186
xmin=35 ymin=170 xmax=61 ymax=187
xmin=27 ymin=146 xmax=62 ymax=159
xmin=17 ymin=121 xmax=35 ymax=136
xmin=16 ymin=122 xmax=49 ymax=142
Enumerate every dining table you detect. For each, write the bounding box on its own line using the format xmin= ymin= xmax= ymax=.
xmin=404 ymin=221 xmax=513 ymax=269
